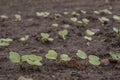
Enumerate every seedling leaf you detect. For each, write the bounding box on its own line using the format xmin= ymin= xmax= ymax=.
xmin=9 ymin=52 xmax=21 ymax=63
xmin=60 ymin=54 xmax=71 ymax=61
xmin=58 ymin=29 xmax=68 ymax=40
xmin=88 ymin=55 xmax=100 ymax=66
xmin=76 ymin=50 xmax=87 ymax=59
xmin=45 ymin=50 xmax=57 ymax=60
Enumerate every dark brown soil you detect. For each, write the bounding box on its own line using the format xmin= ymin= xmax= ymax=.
xmin=0 ymin=0 xmax=120 ymax=80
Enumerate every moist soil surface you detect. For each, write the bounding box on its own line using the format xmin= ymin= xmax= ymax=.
xmin=0 ymin=0 xmax=120 ymax=80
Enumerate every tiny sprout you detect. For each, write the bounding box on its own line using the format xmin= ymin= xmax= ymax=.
xmin=45 ymin=50 xmax=57 ymax=60
xmin=63 ymin=12 xmax=69 ymax=15
xmin=64 ymin=24 xmax=70 ymax=28
xmin=76 ymin=50 xmax=87 ymax=59
xmin=113 ymin=15 xmax=120 ymax=21
xmin=113 ymin=27 xmax=120 ymax=36
xmin=9 ymin=52 xmax=21 ymax=63
xmin=94 ymin=9 xmax=112 ymax=15
xmin=70 ymin=17 xmax=78 ymax=23
xmin=110 ymin=52 xmax=120 ymax=61
xmin=0 ymin=38 xmax=13 ymax=46
xmin=81 ymin=10 xmax=87 ymax=14
xmin=60 ymin=54 xmax=71 ymax=61
xmin=99 ymin=17 xmax=110 ymax=23
xmin=36 ymin=12 xmax=50 ymax=17
xmin=86 ymin=30 xmax=95 ymax=36
xmin=58 ymin=29 xmax=68 ymax=40
xmin=84 ymin=36 xmax=92 ymax=41
xmin=41 ymin=33 xmax=54 ymax=42
xmin=88 ymin=55 xmax=101 ymax=66
xmin=82 ymin=18 xmax=90 ymax=24
xmin=0 ymin=15 xmax=8 ymax=19
xmin=72 ymin=11 xmax=80 ymax=16
xmin=15 ymin=14 xmax=21 ymax=21
xmin=52 ymin=23 xmax=58 ymax=28
xmin=20 ymin=35 xmax=29 ymax=41
xmin=54 ymin=13 xmax=62 ymax=17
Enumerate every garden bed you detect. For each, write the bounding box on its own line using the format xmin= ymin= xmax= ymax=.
xmin=0 ymin=0 xmax=120 ymax=80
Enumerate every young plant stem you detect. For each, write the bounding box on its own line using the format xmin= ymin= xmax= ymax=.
xmin=55 ymin=59 xmax=61 ymax=64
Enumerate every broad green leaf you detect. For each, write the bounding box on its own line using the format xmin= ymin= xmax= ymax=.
xmin=76 ymin=50 xmax=87 ymax=59
xmin=82 ymin=18 xmax=90 ymax=24
xmin=88 ymin=55 xmax=100 ymax=66
xmin=20 ymin=35 xmax=29 ymax=41
xmin=99 ymin=17 xmax=110 ymax=23
xmin=26 ymin=54 xmax=42 ymax=66
xmin=110 ymin=52 xmax=120 ymax=60
xmin=45 ymin=50 xmax=57 ymax=60
xmin=113 ymin=15 xmax=120 ymax=21
xmin=60 ymin=54 xmax=71 ymax=61
xmin=84 ymin=36 xmax=92 ymax=41
xmin=86 ymin=30 xmax=95 ymax=36
xmin=9 ymin=52 xmax=21 ymax=63
xmin=70 ymin=17 xmax=78 ymax=23
xmin=22 ymin=55 xmax=29 ymax=62
xmin=41 ymin=33 xmax=49 ymax=39
xmin=58 ymin=30 xmax=68 ymax=40
xmin=0 ymin=38 xmax=13 ymax=46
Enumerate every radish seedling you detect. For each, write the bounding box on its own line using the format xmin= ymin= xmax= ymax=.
xmin=9 ymin=52 xmax=42 ymax=68
xmin=113 ymin=27 xmax=120 ymax=37
xmin=99 ymin=17 xmax=110 ymax=23
xmin=45 ymin=50 xmax=71 ymax=63
xmin=113 ymin=15 xmax=120 ymax=21
xmin=41 ymin=33 xmax=54 ymax=42
xmin=15 ymin=14 xmax=21 ymax=21
xmin=70 ymin=17 xmax=78 ymax=23
xmin=20 ymin=35 xmax=29 ymax=41
xmin=110 ymin=52 xmax=120 ymax=62
xmin=0 ymin=38 xmax=13 ymax=46
xmin=82 ymin=18 xmax=90 ymax=25
xmin=76 ymin=50 xmax=101 ymax=66
xmin=0 ymin=15 xmax=8 ymax=19
xmin=58 ymin=29 xmax=68 ymax=40
xmin=36 ymin=12 xmax=50 ymax=17
xmin=84 ymin=30 xmax=95 ymax=41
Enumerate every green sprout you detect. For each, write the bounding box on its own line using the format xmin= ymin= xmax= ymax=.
xmin=88 ymin=55 xmax=100 ymax=66
xmin=0 ymin=15 xmax=8 ymax=19
xmin=9 ymin=52 xmax=42 ymax=68
xmin=36 ymin=12 xmax=50 ymax=17
xmin=20 ymin=35 xmax=29 ymax=41
xmin=0 ymin=38 xmax=13 ymax=47
xmin=45 ymin=50 xmax=71 ymax=63
xmin=82 ymin=18 xmax=90 ymax=25
xmin=81 ymin=10 xmax=87 ymax=14
xmin=84 ymin=30 xmax=95 ymax=41
xmin=113 ymin=15 xmax=120 ymax=21
xmin=45 ymin=50 xmax=57 ymax=60
xmin=58 ymin=29 xmax=68 ymax=40
xmin=51 ymin=23 xmax=58 ymax=28
xmin=15 ymin=14 xmax=21 ymax=21
xmin=113 ymin=27 xmax=120 ymax=37
xmin=110 ymin=52 xmax=120 ymax=61
xmin=41 ymin=33 xmax=54 ymax=42
xmin=76 ymin=50 xmax=101 ymax=66
xmin=71 ymin=11 xmax=80 ymax=16
xmin=60 ymin=54 xmax=71 ymax=62
xmin=94 ymin=9 xmax=112 ymax=14
xmin=76 ymin=50 xmax=87 ymax=59
xmin=98 ymin=17 xmax=110 ymax=23
xmin=70 ymin=17 xmax=78 ymax=23
xmin=63 ymin=12 xmax=69 ymax=15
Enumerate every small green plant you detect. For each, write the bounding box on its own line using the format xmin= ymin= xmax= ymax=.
xmin=70 ymin=17 xmax=78 ymax=23
xmin=98 ymin=17 xmax=110 ymax=23
xmin=45 ymin=50 xmax=71 ymax=63
xmin=0 ymin=15 xmax=8 ymax=19
xmin=9 ymin=52 xmax=42 ymax=68
xmin=0 ymin=38 xmax=13 ymax=47
xmin=41 ymin=33 xmax=54 ymax=42
xmin=84 ymin=30 xmax=95 ymax=41
xmin=20 ymin=35 xmax=29 ymax=41
xmin=58 ymin=29 xmax=68 ymax=40
xmin=113 ymin=15 xmax=120 ymax=21
xmin=113 ymin=27 xmax=120 ymax=37
xmin=51 ymin=23 xmax=58 ymax=28
xmin=94 ymin=9 xmax=112 ymax=14
xmin=82 ymin=18 xmax=90 ymax=25
xmin=71 ymin=11 xmax=80 ymax=16
xmin=15 ymin=14 xmax=21 ymax=21
xmin=76 ymin=50 xmax=101 ymax=66
xmin=81 ymin=10 xmax=87 ymax=14
xmin=36 ymin=12 xmax=50 ymax=17
xmin=110 ymin=52 xmax=120 ymax=62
